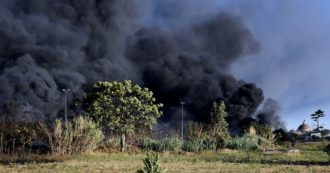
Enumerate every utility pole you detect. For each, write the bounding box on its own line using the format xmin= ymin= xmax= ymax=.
xmin=180 ymin=101 xmax=185 ymax=140
xmin=62 ymin=89 xmax=71 ymax=128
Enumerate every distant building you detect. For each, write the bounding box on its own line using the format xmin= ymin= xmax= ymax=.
xmin=291 ymin=120 xmax=312 ymax=141
xmin=296 ymin=120 xmax=311 ymax=134
xmin=291 ymin=120 xmax=327 ymax=141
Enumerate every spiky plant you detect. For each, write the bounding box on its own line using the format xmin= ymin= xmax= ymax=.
xmin=136 ymin=152 xmax=166 ymax=173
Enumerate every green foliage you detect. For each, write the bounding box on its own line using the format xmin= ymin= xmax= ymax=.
xmin=51 ymin=116 xmax=104 ymax=155
xmin=225 ymin=134 xmax=272 ymax=151
xmin=210 ymin=101 xmax=229 ymax=149
xmin=273 ymin=128 xmax=287 ymax=144
xmin=142 ymin=136 xmax=216 ymax=152
xmin=142 ymin=137 xmax=182 ymax=152
xmin=311 ymin=109 xmax=325 ymax=130
xmin=136 ymin=152 xmax=166 ymax=173
xmin=296 ymin=142 xmax=328 ymax=151
xmin=251 ymin=122 xmax=274 ymax=141
xmin=210 ymin=101 xmax=229 ymax=139
xmin=105 ymin=137 xmax=121 ymax=149
xmin=182 ymin=137 xmax=215 ymax=152
xmin=83 ymin=80 xmax=163 ymax=151
xmin=0 ymin=103 xmax=50 ymax=154
xmin=185 ymin=121 xmax=205 ymax=140
xmin=323 ymin=144 xmax=330 ymax=159
xmin=321 ymin=129 xmax=330 ymax=137
xmin=0 ymin=114 xmax=103 ymax=156
xmin=182 ymin=121 xmax=215 ymax=152
xmin=0 ymin=120 xmax=49 ymax=153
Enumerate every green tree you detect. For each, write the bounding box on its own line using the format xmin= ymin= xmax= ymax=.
xmin=311 ymin=109 xmax=325 ymax=131
xmin=321 ymin=129 xmax=330 ymax=137
xmin=210 ymin=101 xmax=230 ymax=150
xmin=84 ymin=80 xmax=163 ymax=152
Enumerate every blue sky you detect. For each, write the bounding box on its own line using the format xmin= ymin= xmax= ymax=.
xmin=220 ymin=1 xmax=330 ymax=130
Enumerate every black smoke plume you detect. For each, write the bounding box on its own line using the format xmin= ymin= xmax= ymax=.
xmin=256 ymin=98 xmax=285 ymax=130
xmin=0 ymin=0 xmax=283 ymax=132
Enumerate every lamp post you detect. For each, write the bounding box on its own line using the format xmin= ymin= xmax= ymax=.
xmin=180 ymin=101 xmax=185 ymax=140
xmin=62 ymin=89 xmax=70 ymax=127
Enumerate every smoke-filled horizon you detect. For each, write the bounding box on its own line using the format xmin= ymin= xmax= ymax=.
xmin=0 ymin=0 xmax=284 ymax=132
xmin=217 ymin=0 xmax=330 ymax=130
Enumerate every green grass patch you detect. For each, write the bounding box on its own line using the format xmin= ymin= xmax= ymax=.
xmin=1 ymin=142 xmax=330 ymax=172
xmin=0 ymin=150 xmax=330 ymax=173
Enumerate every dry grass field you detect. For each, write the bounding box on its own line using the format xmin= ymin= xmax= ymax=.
xmin=1 ymin=150 xmax=330 ymax=173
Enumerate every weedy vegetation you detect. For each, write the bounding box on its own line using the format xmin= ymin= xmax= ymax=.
xmin=136 ymin=152 xmax=166 ymax=173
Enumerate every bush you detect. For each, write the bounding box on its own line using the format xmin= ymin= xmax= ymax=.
xmin=0 ymin=121 xmax=49 ymax=154
xmin=106 ymin=137 xmax=121 ymax=149
xmin=273 ymin=128 xmax=288 ymax=145
xmin=0 ymin=109 xmax=103 ymax=157
xmin=136 ymin=152 xmax=166 ymax=173
xmin=182 ymin=137 xmax=215 ymax=152
xmin=142 ymin=137 xmax=182 ymax=152
xmin=142 ymin=136 xmax=216 ymax=152
xmin=324 ymin=144 xmax=330 ymax=157
xmin=182 ymin=140 xmax=202 ymax=152
xmin=0 ymin=106 xmax=51 ymax=154
xmin=183 ymin=121 xmax=217 ymax=152
xmin=251 ymin=123 xmax=274 ymax=141
xmin=50 ymin=116 xmax=104 ymax=155
xmin=185 ymin=121 xmax=205 ymax=139
xmin=225 ymin=134 xmax=272 ymax=151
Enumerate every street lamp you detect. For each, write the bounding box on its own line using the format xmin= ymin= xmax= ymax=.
xmin=62 ymin=89 xmax=71 ymax=127
xmin=180 ymin=101 xmax=185 ymax=140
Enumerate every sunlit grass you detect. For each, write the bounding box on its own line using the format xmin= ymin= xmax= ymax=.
xmin=1 ymin=152 xmax=330 ymax=173
xmin=0 ymin=153 xmax=70 ymax=164
xmin=0 ymin=142 xmax=329 ymax=172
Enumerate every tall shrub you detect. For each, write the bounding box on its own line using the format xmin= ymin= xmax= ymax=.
xmin=225 ymin=134 xmax=272 ymax=151
xmin=51 ymin=116 xmax=103 ymax=155
xmin=182 ymin=137 xmax=215 ymax=152
xmin=0 ymin=120 xmax=49 ymax=154
xmin=210 ymin=101 xmax=230 ymax=150
xmin=142 ymin=137 xmax=182 ymax=152
xmin=251 ymin=122 xmax=274 ymax=141
xmin=136 ymin=152 xmax=166 ymax=173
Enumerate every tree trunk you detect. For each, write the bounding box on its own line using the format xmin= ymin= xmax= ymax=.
xmin=120 ymin=134 xmax=126 ymax=152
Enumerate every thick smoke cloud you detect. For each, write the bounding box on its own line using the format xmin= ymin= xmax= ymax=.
xmin=0 ymin=0 xmax=145 ymax=118
xmin=257 ymin=98 xmax=284 ymax=130
xmin=0 ymin=0 xmax=283 ymax=131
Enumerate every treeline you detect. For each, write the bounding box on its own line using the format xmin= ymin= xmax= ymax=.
xmin=0 ymin=80 xmax=279 ymax=158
